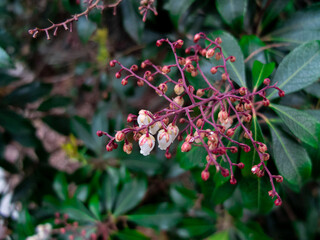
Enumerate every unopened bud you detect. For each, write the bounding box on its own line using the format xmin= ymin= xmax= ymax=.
xmin=137 ymin=79 xmax=144 ymax=86
xmin=123 ymin=142 xmax=133 ymax=154
xmin=221 ymin=73 xmax=227 ymax=81
xmin=210 ymin=67 xmax=217 ymax=74
xmin=275 ymin=175 xmax=283 ymax=183
xmin=191 ymin=70 xmax=198 ymax=77
xmin=263 ymin=153 xmax=270 ymax=161
xmin=244 ymin=130 xmax=252 ymax=139
xmin=201 ymin=170 xmax=210 ymax=181
xmin=258 ymin=143 xmax=267 ymax=153
xmin=230 ymin=146 xmax=238 ymax=153
xmin=115 ymin=72 xmax=121 ymax=79
xmin=109 ymin=60 xmax=116 ymax=67
xmin=251 ymin=165 xmax=260 ymax=174
xmin=218 ymin=111 xmax=228 ymax=121
xmin=215 ymin=52 xmax=222 ymax=61
xmin=226 ymin=129 xmax=234 ymax=137
xmin=206 ymin=48 xmax=215 ymax=58
xmin=278 ymin=90 xmax=285 ymax=97
xmin=243 ymin=114 xmax=252 ymax=123
xmin=244 ymin=103 xmax=252 ymax=111
xmin=215 ymin=37 xmax=222 ymax=44
xmin=115 ymin=131 xmax=125 ymax=142
xmin=200 ymin=49 xmax=207 ymax=56
xmin=165 ymin=151 xmax=172 ymax=159
xmin=162 ymin=65 xmax=171 ymax=74
xmin=178 ymin=57 xmax=186 ymax=65
xmin=274 ymin=198 xmax=282 ymax=206
xmin=263 ymin=99 xmax=270 ymax=107
xmin=239 ymin=87 xmax=247 ymax=96
xmin=194 ymin=33 xmax=201 ymax=43
xmin=131 ymin=64 xmax=138 ymax=71
xmin=230 ymin=177 xmax=237 ymax=185
xmin=238 ymin=162 xmax=244 ymax=169
xmin=268 ymin=190 xmax=275 ymax=197
xmin=230 ymin=56 xmax=236 ymax=62
xmin=174 ymin=96 xmax=184 ymax=107
xmin=196 ymin=89 xmax=205 ymax=97
xmin=221 ymin=168 xmax=229 ymax=177
xmin=121 ymin=78 xmax=128 ymax=86
xmin=156 ymin=40 xmax=162 ymax=47
xmin=263 ymin=78 xmax=270 ymax=85
xmin=181 ymin=142 xmax=192 ymax=152
xmin=236 ymin=104 xmax=244 ymax=112
xmin=96 ymin=131 xmax=103 ymax=137
xmin=159 ymin=83 xmax=168 ymax=94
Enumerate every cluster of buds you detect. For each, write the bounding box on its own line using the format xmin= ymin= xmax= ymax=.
xmin=53 ymin=213 xmax=97 ymax=240
xmin=139 ymin=0 xmax=158 ymax=22
xmin=99 ymin=32 xmax=286 ymax=206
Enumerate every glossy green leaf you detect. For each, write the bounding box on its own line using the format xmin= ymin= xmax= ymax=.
xmin=240 ymin=35 xmax=269 ymax=68
xmin=121 ymin=0 xmax=144 ymax=43
xmin=239 ymin=177 xmax=274 ymax=214
xmin=212 ymin=182 xmax=237 ymax=205
xmin=0 ymin=47 xmax=12 ymax=69
xmin=261 ymin=0 xmax=291 ymax=29
xmin=240 ymin=114 xmax=264 ymax=177
xmin=60 ymin=200 xmax=97 ymax=222
xmin=176 ymin=217 xmax=215 ymax=238
xmin=114 ymin=229 xmax=149 ymax=240
xmin=170 ymin=185 xmax=197 ymax=208
xmin=38 ymin=96 xmax=71 ymax=111
xmin=304 ymin=82 xmax=320 ymax=98
xmin=252 ymin=61 xmax=275 ymax=90
xmin=101 ymin=168 xmax=119 ymax=212
xmin=177 ymin=142 xmax=207 ymax=169
xmin=235 ymin=221 xmax=272 ymax=240
xmin=207 ymin=31 xmax=246 ymax=87
xmin=128 ymin=203 xmax=182 ymax=230
xmin=216 ymin=0 xmax=247 ymax=30
xmin=4 ymin=81 xmax=52 ymax=107
xmin=89 ymin=195 xmax=100 ymax=220
xmin=53 ymin=173 xmax=68 ymax=200
xmin=267 ymin=40 xmax=320 ymax=99
xmin=113 ymin=178 xmax=147 ymax=216
xmin=71 ymin=116 xmax=97 ymax=152
xmin=267 ymin=121 xmax=312 ymax=190
xmin=270 ymin=3 xmax=320 ymax=44
xmin=270 ymin=104 xmax=320 ymax=148
xmin=0 ymin=109 xmax=39 ymax=147
xmin=207 ymin=230 xmax=230 ymax=240
xmin=76 ymin=17 xmax=97 ymax=44
xmin=42 ymin=115 xmax=71 ymax=136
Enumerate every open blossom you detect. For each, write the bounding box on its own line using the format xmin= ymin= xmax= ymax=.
xmin=139 ymin=134 xmax=155 ymax=156
xmin=149 ymin=121 xmax=162 ymax=135
xmin=167 ymin=123 xmax=179 ymax=142
xmin=157 ymin=129 xmax=172 ymax=150
xmin=137 ymin=109 xmax=153 ymax=127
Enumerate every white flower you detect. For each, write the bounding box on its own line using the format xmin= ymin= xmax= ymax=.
xmin=26 ymin=235 xmax=40 ymax=240
xmin=139 ymin=134 xmax=155 ymax=156
xmin=157 ymin=129 xmax=172 ymax=150
xmin=167 ymin=123 xmax=179 ymax=142
xmin=149 ymin=121 xmax=162 ymax=135
xmin=36 ymin=223 xmax=52 ymax=239
xmin=137 ymin=110 xmax=153 ymax=127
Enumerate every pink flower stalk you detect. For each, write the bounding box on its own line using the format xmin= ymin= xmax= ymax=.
xmin=98 ymin=32 xmax=285 ymax=206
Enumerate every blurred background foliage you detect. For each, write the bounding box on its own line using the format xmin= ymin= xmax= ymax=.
xmin=0 ymin=0 xmax=320 ymax=239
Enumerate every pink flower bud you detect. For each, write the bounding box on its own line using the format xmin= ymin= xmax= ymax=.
xmin=115 ymin=72 xmax=121 ymax=78
xmin=238 ymin=162 xmax=245 ymax=169
xmin=230 ymin=56 xmax=236 ymax=62
xmin=221 ymin=168 xmax=229 ymax=177
xmin=274 ymin=198 xmax=282 ymax=206
xmin=239 ymin=87 xmax=247 ymax=96
xmin=115 ymin=131 xmax=125 ymax=142
xmin=251 ymin=165 xmax=260 ymax=174
xmin=174 ymin=84 xmax=184 ymax=95
xmin=263 ymin=78 xmax=270 ymax=85
xmin=181 ymin=142 xmax=192 ymax=152
xmin=263 ymin=99 xmax=270 ymax=107
xmin=206 ymin=48 xmax=215 ymax=58
xmin=210 ymin=67 xmax=217 ymax=74
xmin=230 ymin=177 xmax=237 ymax=185
xmin=201 ymin=170 xmax=210 ymax=181
xmin=123 ymin=142 xmax=133 ymax=154
xmin=193 ymin=33 xmax=201 ymax=43
xmin=96 ymin=130 xmax=103 ymax=137
xmin=278 ymin=90 xmax=285 ymax=97
xmin=258 ymin=143 xmax=267 ymax=153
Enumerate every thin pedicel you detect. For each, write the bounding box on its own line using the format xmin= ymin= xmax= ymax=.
xmin=98 ymin=32 xmax=285 ymax=206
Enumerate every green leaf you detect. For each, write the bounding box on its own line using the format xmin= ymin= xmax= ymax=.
xmin=176 ymin=217 xmax=215 ymax=238
xmin=76 ymin=17 xmax=97 ymax=44
xmin=240 ymin=114 xmax=264 ymax=177
xmin=267 ymin=41 xmax=320 ymax=99
xmin=207 ymin=31 xmax=246 ymax=87
xmin=60 ymin=200 xmax=97 ymax=222
xmin=42 ymin=115 xmax=71 ymax=136
xmin=163 ymin=0 xmax=196 ymax=30
xmin=252 ymin=61 xmax=275 ymax=90
xmin=270 ymin=104 xmax=319 ymax=148
xmin=89 ymin=195 xmax=100 ymax=220
xmin=38 ymin=96 xmax=71 ymax=111
xmin=212 ymin=182 xmax=237 ymax=205
xmin=239 ymin=177 xmax=274 ymax=214
xmin=121 ymin=0 xmax=144 ymax=43
xmin=240 ymin=35 xmax=269 ymax=68
xmin=177 ymin=142 xmax=207 ymax=169
xmin=113 ymin=178 xmax=147 ymax=216
xmin=114 ymin=229 xmax=149 ymax=240
xmin=170 ymin=185 xmax=197 ymax=208
xmin=0 ymin=109 xmax=39 ymax=147
xmin=235 ymin=221 xmax=272 ymax=240
xmin=128 ymin=203 xmax=182 ymax=230
xmin=101 ymin=168 xmax=119 ymax=212
xmin=261 ymin=0 xmax=291 ymax=30
xmin=267 ymin=121 xmax=312 ymax=190
xmin=4 ymin=82 xmax=52 ymax=107
xmin=270 ymin=3 xmax=320 ymax=44
xmin=216 ymin=0 xmax=248 ymax=30
xmin=0 ymin=47 xmax=12 ymax=69
xmin=53 ymin=172 xmax=68 ymax=200
xmin=207 ymin=230 xmax=230 ymax=240
xmin=304 ymin=82 xmax=320 ymax=98
xmin=71 ymin=116 xmax=97 ymax=152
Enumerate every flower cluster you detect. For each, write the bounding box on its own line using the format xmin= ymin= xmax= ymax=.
xmin=97 ymin=32 xmax=285 ymax=206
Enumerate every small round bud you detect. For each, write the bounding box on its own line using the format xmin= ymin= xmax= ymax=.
xmin=137 ymin=79 xmax=144 ymax=86
xmin=123 ymin=142 xmax=133 ymax=154
xmin=176 ymin=39 xmax=184 ymax=48
xmin=106 ymin=144 xmax=113 ymax=152
xmin=263 ymin=153 xmax=270 ymax=161
xmin=200 ymin=49 xmax=207 ymax=56
xmin=196 ymin=89 xmax=205 ymax=97
xmin=238 ymin=162 xmax=245 ymax=169
xmin=278 ymin=90 xmax=285 ymax=97
xmin=218 ymin=110 xmax=228 ymax=121
xmin=210 ymin=67 xmax=217 ymax=74
xmin=191 ymin=70 xmax=198 ymax=77
xmin=60 ymin=228 xmax=66 ymax=234
xmin=121 ymin=78 xmax=128 ymax=86
xmin=162 ymin=65 xmax=171 ymax=74
xmin=96 ymin=130 xmax=103 ymax=137
xmin=196 ymin=119 xmax=204 ymax=127
xmin=131 ymin=64 xmax=138 ymax=71
xmin=147 ymin=76 xmax=154 ymax=82
xmin=81 ymin=229 xmax=86 ymax=236
xmin=274 ymin=198 xmax=282 ymax=206
xmin=185 ymin=48 xmax=191 ymax=54
xmin=194 ymin=33 xmax=201 ymax=43
xmin=141 ymin=61 xmax=147 ymax=68
xmin=263 ymin=78 xmax=270 ymax=85
xmin=189 ymin=85 xmax=195 ymax=93
xmin=109 ymin=60 xmax=116 ymax=67
xmin=230 ymin=97 xmax=237 ymax=103
xmin=115 ymin=72 xmax=121 ymax=79
xmin=268 ymin=190 xmax=275 ymax=197
xmin=251 ymin=165 xmax=260 ymax=174
xmin=165 ymin=151 xmax=172 ymax=159
xmin=115 ymin=131 xmax=125 ymax=142
xmin=215 ymin=37 xmax=222 ymax=44
xmin=215 ymin=52 xmax=222 ymax=61
xmin=201 ymin=170 xmax=210 ymax=181
xmin=239 ymin=87 xmax=247 ymax=96
xmin=178 ymin=57 xmax=186 ymax=65
xmin=206 ymin=48 xmax=215 ymax=58
xmin=244 ymin=130 xmax=252 ymax=139
xmin=244 ymin=103 xmax=252 ymax=111
xmin=230 ymin=146 xmax=238 ymax=153
xmin=158 ymin=83 xmax=168 ymax=94
xmin=221 ymin=168 xmax=229 ymax=177
xmin=258 ymin=143 xmax=267 ymax=153
xmin=174 ymin=84 xmax=184 ymax=95
xmin=144 ymin=70 xmax=151 ymax=77
xmin=181 ymin=142 xmax=192 ymax=152
xmin=230 ymin=177 xmax=237 ymax=185
xmin=226 ymin=129 xmax=234 ymax=137
xmin=263 ymin=99 xmax=270 ymax=107
xmin=243 ymin=145 xmax=251 ymax=152
xmin=236 ymin=104 xmax=244 ymax=112
xmin=221 ymin=73 xmax=227 ymax=81
xmin=156 ymin=40 xmax=162 ymax=47
xmin=243 ymin=114 xmax=252 ymax=123
xmin=230 ymin=56 xmax=236 ymax=62
xmin=127 ymin=114 xmax=135 ymax=123
xmin=174 ymin=96 xmax=184 ymax=107
xmin=275 ymin=175 xmax=283 ymax=183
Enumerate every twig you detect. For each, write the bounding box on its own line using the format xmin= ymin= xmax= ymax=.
xmin=244 ymin=43 xmax=290 ymax=63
